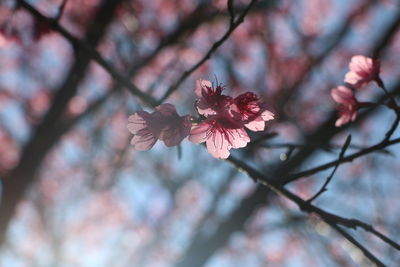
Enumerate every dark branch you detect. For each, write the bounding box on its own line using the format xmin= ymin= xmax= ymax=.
xmin=227 ymin=0 xmax=235 ymax=24
xmin=54 ymin=0 xmax=68 ymax=21
xmin=18 ymin=0 xmax=158 ymax=107
xmin=285 ymin=137 xmax=400 ymax=184
xmin=0 ymin=0 xmax=125 ymax=247
xmin=307 ymin=135 xmax=351 ymax=202
xmin=330 ymin=225 xmax=385 ymax=267
xmin=227 ymin=156 xmax=386 ymax=267
xmin=158 ymin=0 xmax=258 ymax=104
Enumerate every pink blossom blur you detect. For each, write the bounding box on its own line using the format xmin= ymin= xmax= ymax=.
xmin=344 ymin=55 xmax=380 ymax=88
xmin=127 ymin=104 xmax=191 ymax=150
xmin=331 ymin=86 xmax=360 ymax=127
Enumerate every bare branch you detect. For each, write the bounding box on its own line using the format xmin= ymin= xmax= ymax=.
xmin=307 ymin=135 xmax=351 ymax=203
xmin=18 ymin=0 xmax=158 ymax=107
xmin=54 ymin=0 xmax=68 ymax=21
xmin=285 ymin=137 xmax=400 ymax=184
xmin=227 ymin=0 xmax=235 ymax=24
xmin=0 ymin=0 xmax=126 ymax=247
xmin=330 ymin=225 xmax=385 ymax=267
xmin=158 ymin=0 xmax=258 ymax=104
xmin=227 ymin=156 xmax=387 ymax=266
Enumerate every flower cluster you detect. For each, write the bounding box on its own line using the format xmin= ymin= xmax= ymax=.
xmin=331 ymin=55 xmax=381 ymax=127
xmin=190 ymin=79 xmax=274 ymax=158
xmin=127 ymin=79 xmax=274 ymax=159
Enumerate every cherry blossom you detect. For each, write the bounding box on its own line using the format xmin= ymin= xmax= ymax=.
xmin=127 ymin=104 xmax=191 ymax=150
xmin=195 ymin=79 xmax=232 ymax=116
xmin=127 ymin=79 xmax=274 ymax=158
xmin=156 ymin=104 xmax=192 ymax=147
xmin=231 ymin=92 xmax=275 ymax=131
xmin=189 ymin=80 xmax=275 ymax=159
xmin=189 ymin=112 xmax=250 ymax=159
xmin=331 ymin=86 xmax=360 ymax=127
xmin=344 ymin=55 xmax=381 ymax=88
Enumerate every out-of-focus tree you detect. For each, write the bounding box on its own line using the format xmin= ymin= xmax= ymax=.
xmin=0 ymin=0 xmax=400 ymax=266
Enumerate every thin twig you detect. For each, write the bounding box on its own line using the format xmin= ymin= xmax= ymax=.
xmin=158 ymin=0 xmax=258 ymax=104
xmin=18 ymin=0 xmax=158 ymax=107
xmin=54 ymin=0 xmax=68 ymax=21
xmin=227 ymin=0 xmax=235 ymax=24
xmin=349 ymin=220 xmax=400 ymax=251
xmin=376 ymin=79 xmax=400 ymax=142
xmin=308 ymin=200 xmax=400 ymax=252
xmin=227 ymin=156 xmax=386 ymax=267
xmin=307 ymin=135 xmax=351 ymax=202
xmin=330 ymin=225 xmax=385 ymax=267
xmin=284 ymin=137 xmax=400 ymax=184
xmin=377 ymin=78 xmax=400 ymax=115
xmin=383 ymin=116 xmax=400 ymax=142
xmin=260 ymin=142 xmax=390 ymax=154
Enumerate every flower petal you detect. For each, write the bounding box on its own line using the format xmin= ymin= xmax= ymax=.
xmin=160 ymin=116 xmax=192 ymax=147
xmin=206 ymin=129 xmax=230 ymax=159
xmin=344 ymin=72 xmax=362 ymax=87
xmin=261 ymin=110 xmax=275 ymax=121
xmin=229 ymin=128 xmax=250 ymax=148
xmin=196 ymin=98 xmax=217 ymax=116
xmin=331 ymin=86 xmax=355 ymax=105
xmin=344 ymin=55 xmax=380 ymax=88
xmin=155 ymin=103 xmax=177 ymax=116
xmin=130 ymin=129 xmax=157 ymax=151
xmin=127 ymin=111 xmax=150 ymax=134
xmin=245 ymin=116 xmax=265 ymax=132
xmin=195 ymin=79 xmax=212 ymax=97
xmin=189 ymin=123 xmax=210 ymax=144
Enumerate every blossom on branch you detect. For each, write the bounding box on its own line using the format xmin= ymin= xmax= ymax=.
xmin=190 ymin=79 xmax=274 ymax=159
xmin=344 ymin=55 xmax=381 ymax=88
xmin=126 ymin=79 xmax=274 ymax=159
xmin=127 ymin=104 xmax=191 ymax=150
xmin=331 ymin=86 xmax=360 ymax=127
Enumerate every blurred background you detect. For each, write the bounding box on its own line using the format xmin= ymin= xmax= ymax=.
xmin=0 ymin=0 xmax=400 ymax=266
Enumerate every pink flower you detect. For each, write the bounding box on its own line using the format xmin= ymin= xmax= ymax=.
xmin=189 ymin=113 xmax=250 ymax=159
xmin=231 ymin=92 xmax=275 ymax=131
xmin=156 ymin=104 xmax=192 ymax=146
xmin=127 ymin=104 xmax=191 ymax=150
xmin=344 ymin=55 xmax=380 ymax=88
xmin=195 ymin=79 xmax=232 ymax=116
xmin=331 ymin=86 xmax=360 ymax=127
xmin=191 ymin=78 xmax=275 ymax=158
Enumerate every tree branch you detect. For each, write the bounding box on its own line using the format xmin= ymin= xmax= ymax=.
xmin=227 ymin=156 xmax=386 ymax=266
xmin=18 ymin=0 xmax=158 ymax=107
xmin=285 ymin=137 xmax=400 ymax=184
xmin=0 ymin=0 xmax=125 ymax=247
xmin=158 ymin=0 xmax=259 ymax=104
xmin=307 ymin=135 xmax=352 ymax=203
